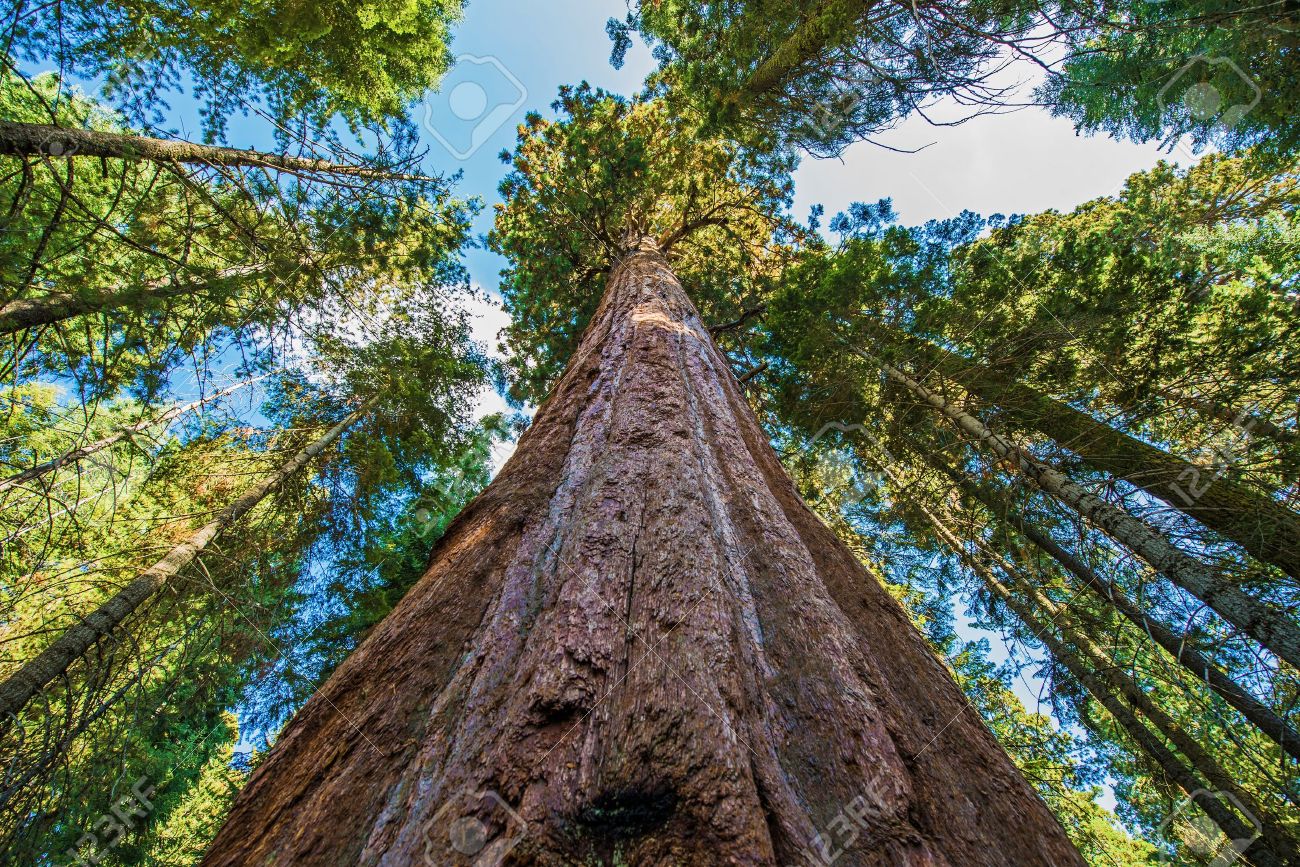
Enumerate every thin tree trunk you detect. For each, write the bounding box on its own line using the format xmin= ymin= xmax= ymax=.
xmin=0 ymin=614 xmax=206 ymax=816
xmin=875 ymin=357 xmax=1300 ymax=671
xmin=1165 ymin=387 xmax=1297 ymax=446
xmin=1043 ymin=639 xmax=1267 ymax=861
xmin=0 ymin=401 xmax=372 ymax=720
xmin=882 ymin=330 xmax=1300 ymax=579
xmin=904 ymin=491 xmax=1284 ymax=865
xmin=985 ymin=548 xmax=1296 ymax=863
xmin=201 ymin=244 xmax=1083 ymax=865
xmin=741 ymin=0 xmax=866 ymax=99
xmin=932 ymin=460 xmax=1300 ymax=763
xmin=0 ymin=375 xmax=266 ymax=495
xmin=0 ymin=265 xmax=265 ymax=335
xmin=0 ymin=119 xmax=431 ymax=182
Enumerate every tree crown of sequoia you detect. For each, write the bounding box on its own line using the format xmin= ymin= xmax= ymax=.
xmin=489 ymin=82 xmax=806 ymax=404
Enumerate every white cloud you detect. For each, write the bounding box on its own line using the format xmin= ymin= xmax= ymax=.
xmin=794 ymin=96 xmax=1176 ymax=229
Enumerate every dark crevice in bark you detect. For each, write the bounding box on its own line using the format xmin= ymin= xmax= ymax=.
xmin=575 ymin=787 xmax=679 ymax=838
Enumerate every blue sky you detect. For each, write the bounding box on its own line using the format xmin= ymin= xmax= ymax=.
xmin=426 ymin=0 xmax=1176 ymax=289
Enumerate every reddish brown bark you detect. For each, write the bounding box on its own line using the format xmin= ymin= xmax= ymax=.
xmin=202 ymin=244 xmax=1081 ymax=865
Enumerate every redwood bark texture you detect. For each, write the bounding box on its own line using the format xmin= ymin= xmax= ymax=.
xmin=202 ymin=247 xmax=1082 ymax=865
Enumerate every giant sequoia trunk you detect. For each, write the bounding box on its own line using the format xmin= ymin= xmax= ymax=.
xmin=202 ymin=244 xmax=1081 ymax=865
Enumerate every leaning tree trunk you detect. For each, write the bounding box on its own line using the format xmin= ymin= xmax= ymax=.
xmin=0 ymin=374 xmax=265 ymax=495
xmin=982 ymin=547 xmax=1297 ymax=863
xmin=905 ymin=494 xmax=1289 ymax=865
xmin=740 ymin=0 xmax=865 ymax=99
xmin=201 ymin=243 xmax=1082 ymax=866
xmin=0 ymin=264 xmax=266 ymax=335
xmin=883 ymin=328 xmax=1300 ymax=579
xmin=1164 ymin=387 xmax=1297 ymax=447
xmin=972 ymin=561 xmax=1277 ymax=864
xmin=0 ymin=400 xmax=373 ymax=720
xmin=874 ymin=356 xmax=1300 ymax=671
xmin=0 ymin=119 xmax=427 ymax=182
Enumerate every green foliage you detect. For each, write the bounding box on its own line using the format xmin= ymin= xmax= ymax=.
xmin=1 ymin=339 xmax=491 ymax=858
xmin=301 ymin=416 xmax=504 ymax=682
xmin=622 ymin=1 xmax=1300 ymax=159
xmin=951 ymin=644 xmax=1159 ymax=866
xmin=132 ymin=714 xmax=257 ymax=867
xmin=0 ymin=420 xmax=323 ymax=860
xmin=1 ymin=70 xmax=478 ymax=401
xmin=763 ymin=152 xmax=1299 ymax=491
xmin=1 ymin=75 xmax=487 ymax=863
xmin=1042 ymin=1 xmax=1300 ymax=158
xmin=3 ymin=0 xmax=489 ymax=861
xmin=936 ymin=152 xmax=1300 ymax=498
xmin=7 ymin=0 xmax=465 ymax=129
xmin=622 ymin=0 xmax=1051 ymax=155
xmin=943 ymin=153 xmax=1298 ymax=389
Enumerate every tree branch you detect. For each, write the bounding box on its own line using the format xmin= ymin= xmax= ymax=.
xmin=0 ymin=120 xmax=436 ymax=183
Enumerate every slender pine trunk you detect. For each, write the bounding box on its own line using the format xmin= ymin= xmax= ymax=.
xmin=200 ymin=244 xmax=1083 ymax=866
xmin=933 ymin=461 xmax=1300 ymax=763
xmin=985 ymin=571 xmax=1279 ymax=865
xmin=0 ymin=401 xmax=371 ymax=720
xmin=1165 ymin=387 xmax=1297 ymax=446
xmin=985 ymin=548 xmax=1296 ymax=863
xmin=0 ymin=375 xmax=265 ymax=495
xmin=0 ymin=265 xmax=265 ymax=335
xmin=741 ymin=0 xmax=865 ymax=99
xmin=875 ymin=357 xmax=1300 ymax=671
xmin=883 ymin=329 xmax=1300 ymax=579
xmin=0 ymin=614 xmax=205 ymax=818
xmin=0 ymin=119 xmax=428 ymax=182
